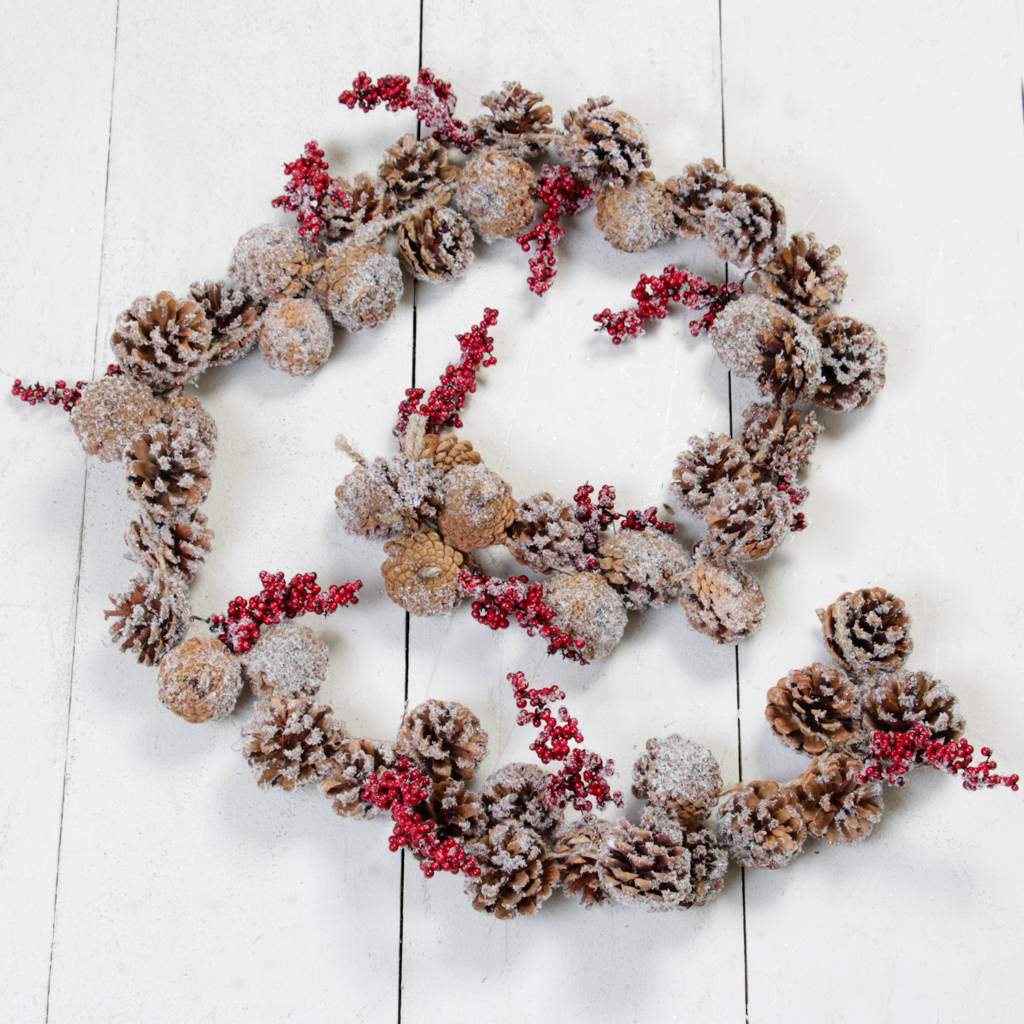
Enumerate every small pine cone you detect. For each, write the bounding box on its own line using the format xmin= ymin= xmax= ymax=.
xmin=718 ymin=780 xmax=807 ymax=869
xmin=818 ymin=587 xmax=912 ymax=677
xmin=557 ymin=97 xmax=651 ymax=189
xmin=111 ymin=291 xmax=212 ymax=393
xmin=241 ymin=693 xmax=347 ymax=790
xmin=749 ymin=233 xmax=847 ymax=320
xmin=671 ymin=432 xmax=755 ymax=514
xmin=335 ymin=454 xmax=444 ymax=541
xmin=664 ymin=157 xmax=734 ymax=236
xmin=711 ymin=293 xmax=822 ymax=408
xmin=681 ymin=559 xmax=765 ymax=643
xmin=765 ymin=663 xmax=862 ymax=756
xmin=396 ymin=699 xmax=488 ymax=782
xmin=70 ymin=375 xmax=163 ymax=462
xmin=542 ymin=572 xmax=628 ymax=661
xmin=159 ymin=391 xmax=218 ymax=453
xmin=419 ymin=431 xmax=481 ymax=473
xmin=314 ymin=241 xmax=403 ymax=332
xmin=862 ymin=670 xmax=964 ymax=744
xmin=505 ymin=493 xmax=586 ymax=575
xmin=229 ymin=224 xmax=319 ymax=303
xmin=638 ymin=807 xmax=728 ymax=908
xmin=436 ymin=463 xmax=516 ymax=552
xmin=471 ymin=82 xmax=553 ymax=157
xmin=466 ymin=822 xmax=558 ymax=919
xmin=600 ymin=817 xmax=693 ymax=910
xmin=125 ymin=421 xmax=214 ymax=524
xmin=397 ymin=205 xmax=475 ymax=283
xmin=241 ymin=623 xmax=329 ymax=699
xmin=454 ymin=149 xmax=537 ymax=242
xmin=553 ymin=815 xmax=614 ymax=908
xmin=418 ymin=778 xmax=486 ymax=843
xmin=378 ymin=133 xmax=459 ymax=210
xmin=322 ymin=737 xmax=396 ymax=818
xmin=125 ymin=508 xmax=213 ymax=581
xmin=481 ymin=762 xmax=562 ymax=835
xmin=598 ymin=528 xmax=691 ymax=611
xmin=632 ymin=735 xmax=723 ymax=828
xmin=188 ymin=280 xmax=261 ymax=367
xmin=322 ymin=173 xmax=396 ymax=243
xmin=699 ymin=479 xmax=793 ymax=562
xmin=381 ymin=531 xmax=464 ymax=617
xmin=812 ymin=313 xmax=887 ymax=412
xmin=258 ymin=297 xmax=333 ymax=376
xmin=105 ymin=571 xmax=190 ymax=666
xmin=157 ymin=634 xmax=243 ymax=723
xmin=794 ymin=752 xmax=884 ymax=844
xmin=592 ymin=174 xmax=674 ymax=253
xmin=703 ymin=182 xmax=786 ymax=269
xmin=741 ymin=402 xmax=821 ymax=477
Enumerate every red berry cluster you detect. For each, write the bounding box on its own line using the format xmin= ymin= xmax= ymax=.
xmin=859 ymin=724 xmax=1019 ymax=792
xmin=272 ymin=140 xmax=348 ymax=241
xmin=776 ymin=471 xmax=809 ymax=532
xmin=338 ymin=69 xmax=475 ymax=153
xmin=361 ymin=758 xmax=481 ymax=878
xmin=208 ymin=570 xmax=362 ymax=654
xmin=394 ymin=308 xmax=499 ymax=436
xmin=573 ymin=483 xmax=674 ymax=570
xmin=516 ymin=165 xmax=593 ymax=296
xmin=508 ymin=671 xmax=623 ymax=812
xmin=458 ymin=571 xmax=588 ymax=663
xmin=11 ymin=364 xmax=123 ymax=413
xmin=594 ymin=266 xmax=744 ymax=342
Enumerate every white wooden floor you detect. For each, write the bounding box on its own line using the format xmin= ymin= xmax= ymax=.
xmin=2 ymin=2 xmax=1023 ymax=1021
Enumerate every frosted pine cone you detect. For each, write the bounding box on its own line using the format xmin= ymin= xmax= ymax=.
xmin=794 ymin=752 xmax=884 ymax=844
xmin=557 ymin=97 xmax=650 ymax=188
xmin=505 ymin=493 xmax=586 ymax=574
xmin=315 ymin=241 xmax=403 ymax=332
xmin=230 ymin=224 xmax=319 ymax=303
xmin=160 ymin=391 xmax=217 ymax=452
xmin=481 ymin=762 xmax=562 ymax=834
xmin=70 ymin=375 xmax=163 ymax=462
xmin=703 ymin=182 xmax=786 ymax=269
xmin=258 ymin=297 xmax=333 ymax=376
xmin=471 ymin=82 xmax=553 ymax=157
xmin=242 ymin=693 xmax=347 ymax=790
xmin=466 ymin=823 xmax=558 ymax=919
xmin=378 ymin=133 xmax=459 ymax=210
xmin=241 ymin=623 xmax=329 ymax=699
xmin=671 ymin=432 xmax=754 ymax=514
xmin=111 ymin=291 xmax=212 ymax=393
xmin=335 ymin=454 xmax=444 ymax=541
xmin=397 ymin=205 xmax=475 ymax=283
xmin=699 ymin=479 xmax=793 ymax=562
xmin=812 ymin=313 xmax=887 ymax=412
xmin=188 ymin=280 xmax=261 ymax=367
xmin=818 ymin=587 xmax=912 ymax=677
xmin=741 ymin=402 xmax=821 ymax=477
xmin=322 ymin=737 xmax=396 ymax=818
xmin=638 ymin=808 xmax=728 ymax=908
xmin=664 ymin=157 xmax=734 ymax=236
xmin=632 ymin=735 xmax=723 ymax=828
xmin=322 ymin=173 xmax=396 ymax=243
xmin=419 ymin=432 xmax=481 ymax=473
xmin=599 ymin=817 xmax=693 ymax=910
xmin=396 ymin=699 xmax=488 ymax=782
xmin=157 ymin=635 xmax=243 ymax=723
xmin=125 ymin=421 xmax=213 ymax=524
xmin=749 ymin=233 xmax=847 ymax=319
xmin=681 ymin=559 xmax=765 ymax=643
xmin=125 ymin=508 xmax=213 ymax=581
xmin=718 ymin=780 xmax=807 ymax=869
xmin=765 ymin=663 xmax=862 ymax=756
xmin=593 ymin=174 xmax=674 ymax=253
xmin=862 ymin=670 xmax=964 ymax=744
xmin=598 ymin=528 xmax=691 ymax=611
xmin=381 ymin=531 xmax=463 ymax=616
xmin=542 ymin=572 xmax=628 ymax=660
xmin=105 ymin=571 xmax=190 ymax=666
xmin=418 ymin=778 xmax=486 ymax=843
xmin=437 ymin=464 xmax=516 ymax=552
xmin=454 ymin=149 xmax=537 ymax=241
xmin=553 ymin=815 xmax=614 ymax=908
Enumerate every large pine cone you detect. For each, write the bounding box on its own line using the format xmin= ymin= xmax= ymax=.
xmin=703 ymin=182 xmax=786 ymax=269
xmin=861 ymin=670 xmax=964 ymax=744
xmin=741 ymin=402 xmax=821 ymax=477
xmin=812 ymin=313 xmax=887 ymax=412
xmin=505 ymin=493 xmax=586 ymax=574
xmin=765 ymin=663 xmax=862 ymax=756
xmin=417 ymin=778 xmax=486 ymax=844
xmin=396 ymin=699 xmax=488 ymax=782
xmin=599 ymin=817 xmax=693 ymax=910
xmin=381 ymin=531 xmax=464 ymax=616
xmin=397 ymin=206 xmax=475 ymax=283
xmin=157 ymin=635 xmax=242 ymax=723
xmin=718 ymin=780 xmax=807 ymax=869
xmin=322 ymin=737 xmax=396 ymax=818
xmin=335 ymin=454 xmax=444 ymax=540
xmin=699 ymin=478 xmax=793 ymax=562
xmin=671 ymin=432 xmax=754 ymax=514
xmin=632 ymin=735 xmax=723 ymax=828
xmin=471 ymin=81 xmax=553 ymax=157
xmin=557 ymin=97 xmax=650 ymax=189
xmin=466 ymin=823 xmax=558 ymax=919
xmin=553 ymin=815 xmax=614 ymax=908
xmin=125 ymin=508 xmax=213 ymax=581
xmin=592 ymin=174 xmax=674 ymax=253
xmin=664 ymin=157 xmax=734 ymax=236
xmin=542 ymin=572 xmax=627 ymax=660
xmin=378 ymin=133 xmax=459 ymax=210
xmin=70 ymin=375 xmax=164 ymax=463
xmin=322 ymin=173 xmax=396 ymax=243
xmin=818 ymin=587 xmax=912 ymax=677
xmin=681 ymin=559 xmax=765 ymax=643
xmin=598 ymin=528 xmax=691 ymax=611
xmin=242 ymin=693 xmax=347 ymax=790
xmin=455 ymin=149 xmax=537 ymax=243
xmin=229 ymin=224 xmax=319 ymax=303
xmin=480 ymin=762 xmax=561 ymax=834
xmin=188 ymin=280 xmax=261 ymax=367
xmin=437 ymin=464 xmax=516 ymax=552
xmin=105 ymin=571 xmax=190 ymax=666
xmin=111 ymin=291 xmax=212 ymax=392
xmin=125 ymin=421 xmax=214 ymax=524
xmin=794 ymin=752 xmax=884 ymax=845
xmin=749 ymin=233 xmax=847 ymax=319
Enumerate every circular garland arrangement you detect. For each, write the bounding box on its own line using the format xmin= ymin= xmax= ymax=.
xmin=10 ymin=70 xmax=1016 ymax=920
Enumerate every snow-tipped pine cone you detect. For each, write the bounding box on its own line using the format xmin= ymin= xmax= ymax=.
xmin=230 ymin=224 xmax=319 ymax=303
xmin=765 ymin=663 xmax=863 ymax=756
xmin=812 ymin=313 xmax=887 ymax=412
xmin=718 ymin=780 xmax=807 ymax=869
xmin=322 ymin=172 xmax=396 ymax=243
xmin=396 ymin=699 xmax=488 ymax=782
xmin=466 ymin=823 xmax=558 ymax=919
xmin=740 ymin=402 xmax=821 ymax=477
xmin=157 ymin=634 xmax=243 ymax=723
xmin=542 ymin=571 xmax=628 ymax=660
xmin=455 ymin=149 xmax=537 ymax=241
xmin=322 ymin=737 xmax=396 ymax=818
xmin=397 ymin=205 xmax=475 ymax=283
xmin=505 ymin=493 xmax=586 ymax=574
xmin=671 ymin=433 xmax=755 ymax=514
xmin=794 ymin=752 xmax=884 ymax=844
xmin=188 ymin=280 xmax=262 ymax=367
xmin=703 ymin=182 xmax=786 ymax=269
xmin=818 ymin=587 xmax=912 ymax=677
xmin=748 ymin=233 xmax=847 ymax=320
xmin=680 ymin=559 xmax=765 ymax=643
xmin=598 ymin=528 xmax=691 ymax=611
xmin=335 ymin=454 xmax=444 ymax=540
xmin=105 ymin=571 xmax=191 ymax=666
xmin=632 ymin=735 xmax=723 ymax=828
xmin=124 ymin=420 xmax=214 ymax=524
xmin=553 ymin=815 xmax=614 ymax=908
xmin=436 ymin=464 xmax=516 ymax=552
xmin=241 ymin=623 xmax=329 ymax=699
xmin=378 ymin=133 xmax=459 ymax=210
xmin=381 ymin=531 xmax=464 ymax=617
xmin=861 ymin=670 xmax=964 ymax=745
xmin=70 ymin=376 xmax=164 ymax=462
xmin=599 ymin=817 xmax=693 ymax=910
xmin=125 ymin=509 xmax=213 ymax=582
xmin=557 ymin=97 xmax=650 ymax=188
xmin=664 ymin=157 xmax=734 ymax=236
xmin=471 ymin=81 xmax=553 ymax=157
xmin=593 ymin=173 xmax=673 ymax=252
xmin=698 ymin=478 xmax=793 ymax=562
xmin=480 ymin=762 xmax=562 ymax=835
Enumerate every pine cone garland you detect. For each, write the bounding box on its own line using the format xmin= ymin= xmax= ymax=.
xmin=124 ymin=421 xmax=214 ymax=524
xmin=70 ymin=375 xmax=164 ymax=462
xmin=322 ymin=737 xmax=396 ymax=818
xmin=230 ymin=224 xmax=319 ymax=302
xmin=766 ymin=663 xmax=862 ymax=756
xmin=598 ymin=528 xmax=691 ymax=611
xmin=322 ymin=173 xmax=396 ymax=242
xmin=335 ymin=454 xmax=444 ymax=541
xmin=553 ymin=815 xmax=614 ymax=908
xmin=419 ymin=432 xmax=481 ymax=473
xmin=242 ymin=693 xmax=347 ymax=790
xmin=378 ymin=133 xmax=459 ymax=210
xmin=557 ymin=97 xmax=651 ymax=188
xmin=188 ymin=280 xmax=261 ymax=367
xmin=111 ymin=291 xmax=212 ymax=393
xmin=592 ymin=174 xmax=674 ymax=253
xmin=125 ymin=508 xmax=213 ymax=581
xmin=105 ymin=571 xmax=190 ymax=666
xmin=671 ymin=432 xmax=755 ymax=514
xmin=680 ymin=559 xmax=766 ymax=643
xmin=748 ymin=233 xmax=847 ymax=319
xmin=718 ymin=780 xmax=807 ymax=869
xmin=599 ymin=817 xmax=693 ymax=910
xmin=741 ymin=402 xmax=821 ymax=477
xmin=699 ymin=479 xmax=793 ymax=562
xmin=381 ymin=531 xmax=464 ymax=616
xmin=454 ymin=149 xmax=537 ymax=242
xmin=862 ymin=670 xmax=965 ymax=744
xmin=481 ymin=762 xmax=562 ymax=834
xmin=703 ymin=182 xmax=786 ymax=269
xmin=157 ymin=635 xmax=243 ymax=723
xmin=471 ymin=82 xmax=553 ymax=157
xmin=314 ymin=241 xmax=403 ymax=332
xmin=794 ymin=752 xmax=884 ymax=844
xmin=241 ymin=623 xmax=329 ymax=699
xmin=542 ymin=572 xmax=628 ymax=660
xmin=397 ymin=205 xmax=475 ymax=283
xmin=466 ymin=822 xmax=558 ymax=919
xmin=664 ymin=157 xmax=734 ymax=236
xmin=505 ymin=493 xmax=586 ymax=574
xmin=436 ymin=464 xmax=516 ymax=552
xmin=818 ymin=587 xmax=912 ymax=677
xmin=812 ymin=313 xmax=887 ymax=412
xmin=632 ymin=735 xmax=723 ymax=828
xmin=258 ymin=297 xmax=334 ymax=377
xmin=396 ymin=699 xmax=488 ymax=782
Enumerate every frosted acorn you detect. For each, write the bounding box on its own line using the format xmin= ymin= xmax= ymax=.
xmin=258 ymin=297 xmax=333 ymax=376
